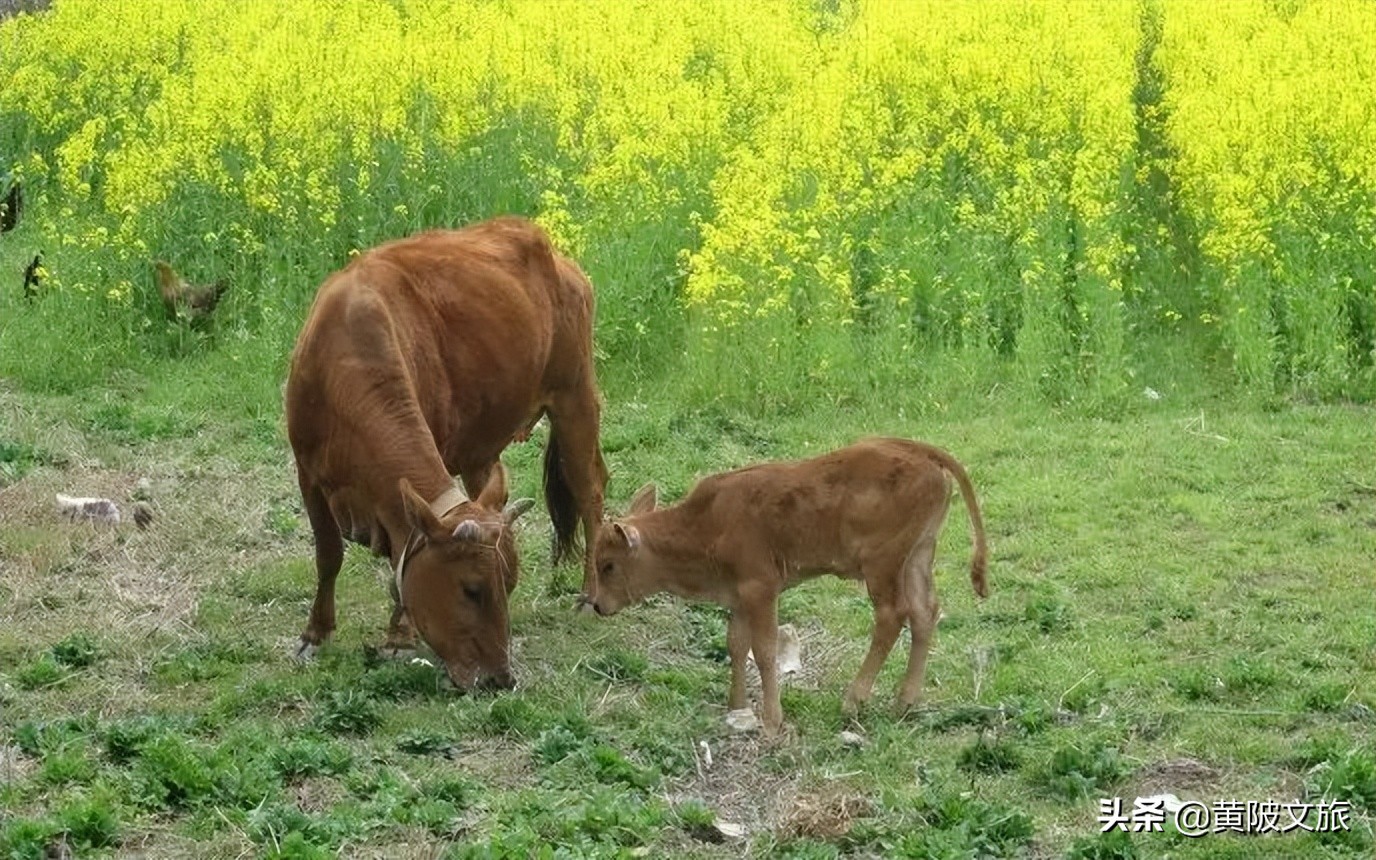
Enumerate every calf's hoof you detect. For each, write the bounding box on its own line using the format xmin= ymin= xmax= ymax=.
xmin=841 ymin=689 xmax=869 ymax=717
xmin=891 ymin=696 xmax=922 ymax=718
xmin=292 ymin=639 xmax=320 ymax=661
xmin=724 ymin=708 xmax=760 ymax=733
xmin=761 ymin=718 xmax=790 ymax=740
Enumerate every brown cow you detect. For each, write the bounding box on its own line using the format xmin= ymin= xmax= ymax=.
xmin=589 ymin=438 xmax=988 ymax=734
xmin=285 ymin=217 xmax=608 ymax=690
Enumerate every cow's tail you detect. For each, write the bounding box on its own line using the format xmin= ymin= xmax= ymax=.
xmin=922 ymin=444 xmax=989 ymax=598
xmin=544 ymin=428 xmax=580 ymax=565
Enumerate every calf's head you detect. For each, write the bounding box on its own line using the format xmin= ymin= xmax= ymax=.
xmin=590 ymin=483 xmax=659 ymax=616
xmin=397 ymin=467 xmax=534 ymax=691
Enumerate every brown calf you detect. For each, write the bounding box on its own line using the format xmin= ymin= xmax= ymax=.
xmin=589 ymin=438 xmax=988 ymax=734
xmin=285 ymin=217 xmax=607 ymax=689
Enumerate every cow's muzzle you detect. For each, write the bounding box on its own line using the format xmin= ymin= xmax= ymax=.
xmin=445 ymin=666 xmax=515 ymax=693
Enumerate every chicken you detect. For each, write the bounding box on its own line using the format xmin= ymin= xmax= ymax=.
xmin=22 ymin=252 xmax=41 ymax=301
xmin=0 ymin=179 xmax=19 ymax=233
xmin=154 ymin=260 xmax=228 ymax=322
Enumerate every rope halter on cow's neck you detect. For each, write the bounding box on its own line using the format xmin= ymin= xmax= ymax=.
xmin=393 ymin=481 xmax=470 ymax=606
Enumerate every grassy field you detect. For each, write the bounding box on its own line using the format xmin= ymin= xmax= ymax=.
xmin=3 ymin=0 xmax=1375 ymax=857
xmin=2 ymin=273 xmax=1373 ymax=857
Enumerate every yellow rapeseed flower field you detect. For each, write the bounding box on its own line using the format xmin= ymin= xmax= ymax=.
xmin=0 ymin=0 xmax=1371 ymax=401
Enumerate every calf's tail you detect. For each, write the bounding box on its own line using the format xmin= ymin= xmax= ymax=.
xmin=922 ymin=444 xmax=989 ymax=598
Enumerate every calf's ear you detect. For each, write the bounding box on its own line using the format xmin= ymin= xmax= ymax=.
xmin=613 ymin=522 xmax=641 ymax=551
xmin=628 ymin=483 xmax=658 ymax=515
xmin=399 ymin=478 xmax=447 ymax=542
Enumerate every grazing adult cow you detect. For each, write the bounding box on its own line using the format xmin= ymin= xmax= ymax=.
xmin=589 ymin=438 xmax=988 ymax=734
xmin=285 ymin=217 xmax=607 ymax=690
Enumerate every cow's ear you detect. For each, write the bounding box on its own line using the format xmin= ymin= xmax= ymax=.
xmin=613 ymin=521 xmax=641 ymax=551
xmin=399 ymin=478 xmax=446 ymax=542
xmin=475 ymin=464 xmax=509 ymax=511
xmin=628 ymin=483 xmax=658 ymax=515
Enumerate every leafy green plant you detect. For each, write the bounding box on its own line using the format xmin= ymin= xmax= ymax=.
xmin=269 ymin=734 xmax=354 ymax=779
xmin=957 ymin=734 xmax=1024 ymax=774
xmin=56 ymin=792 xmax=122 ymax=851
xmin=395 ymin=727 xmax=456 ymax=756
xmin=311 ymin=691 xmax=382 ymax=736
xmin=15 ymin=655 xmax=69 ymax=690
xmin=533 ymin=724 xmax=585 ymax=766
xmin=129 ymin=732 xmax=217 ymax=809
xmin=1043 ymin=742 xmax=1131 ymax=800
xmin=49 ymin=632 xmax=101 ymax=668
xmin=1306 ymin=747 xmax=1376 ymax=809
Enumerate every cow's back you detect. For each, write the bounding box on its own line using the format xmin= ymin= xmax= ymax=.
xmin=286 ymin=219 xmax=585 ymax=544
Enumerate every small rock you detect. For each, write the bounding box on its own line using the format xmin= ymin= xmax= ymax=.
xmin=131 ymin=477 xmax=154 ymax=501
xmin=1143 ymin=386 xmax=1162 ymax=401
xmin=749 ymin=623 xmax=803 ymax=675
xmin=55 ymin=494 xmax=120 ymax=526
xmin=838 ymin=730 xmax=866 ymax=748
xmin=714 ymin=821 xmax=747 ymax=840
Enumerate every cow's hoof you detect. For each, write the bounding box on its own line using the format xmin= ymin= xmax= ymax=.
xmin=292 ymin=639 xmax=319 ymax=661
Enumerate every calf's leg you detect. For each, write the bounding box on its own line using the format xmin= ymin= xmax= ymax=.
xmin=896 ymin=537 xmax=941 ymax=710
xmin=726 ymin=610 xmax=751 ymax=711
xmin=297 ymin=479 xmax=343 ymax=658
xmin=843 ymin=562 xmax=905 ymax=714
xmin=741 ymin=585 xmax=784 ymax=735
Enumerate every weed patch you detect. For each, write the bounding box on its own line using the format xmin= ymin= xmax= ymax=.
xmin=1043 ymin=741 xmax=1132 ymax=801
xmin=311 ymin=690 xmax=383 ymax=736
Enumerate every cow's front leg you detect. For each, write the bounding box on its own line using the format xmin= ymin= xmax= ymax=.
xmin=380 ymin=603 xmax=418 ymax=659
xmin=297 ymin=480 xmax=342 ymax=659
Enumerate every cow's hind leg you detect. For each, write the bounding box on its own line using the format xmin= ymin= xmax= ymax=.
xmin=296 ymin=479 xmax=343 ymax=659
xmin=896 ymin=537 xmax=941 ymax=712
xmin=547 ymin=384 xmax=608 ymax=602
xmin=843 ymin=557 xmax=907 ymax=715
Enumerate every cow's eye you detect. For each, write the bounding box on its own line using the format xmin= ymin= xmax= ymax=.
xmin=598 ymin=562 xmax=613 ymax=577
xmin=462 ymin=584 xmax=483 ymax=602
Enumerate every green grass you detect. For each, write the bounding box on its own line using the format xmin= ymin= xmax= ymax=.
xmin=1 ymin=338 xmax=1373 ymax=857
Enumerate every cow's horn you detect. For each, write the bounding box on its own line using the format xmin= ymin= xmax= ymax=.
xmin=504 ymin=497 xmax=536 ymax=522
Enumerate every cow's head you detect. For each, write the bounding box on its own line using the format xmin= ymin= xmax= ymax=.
xmin=589 ymin=482 xmax=659 ymax=616
xmin=397 ymin=467 xmax=534 ymax=691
